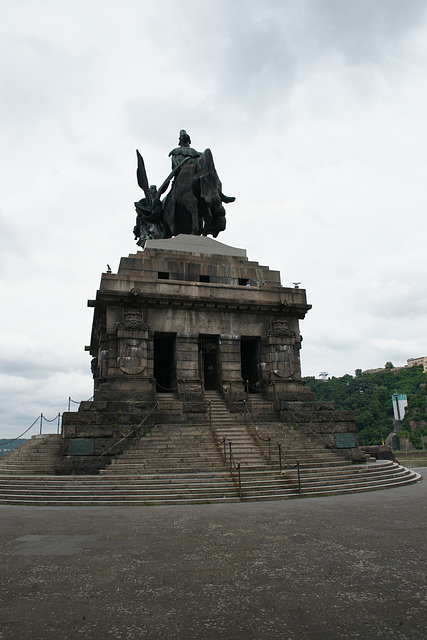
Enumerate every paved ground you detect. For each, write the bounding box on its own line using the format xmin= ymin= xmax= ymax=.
xmin=1 ymin=472 xmax=426 ymax=640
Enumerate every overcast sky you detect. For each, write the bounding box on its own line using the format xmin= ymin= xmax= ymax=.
xmin=1 ymin=0 xmax=427 ymax=438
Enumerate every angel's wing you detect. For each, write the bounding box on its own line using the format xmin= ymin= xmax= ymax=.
xmin=136 ymin=149 xmax=149 ymax=197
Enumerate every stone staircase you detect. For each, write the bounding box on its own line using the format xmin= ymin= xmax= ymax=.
xmin=0 ymin=434 xmax=62 ymax=475
xmin=0 ymin=394 xmax=421 ymax=506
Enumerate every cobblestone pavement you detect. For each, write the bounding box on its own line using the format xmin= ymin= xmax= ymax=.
xmin=1 ymin=473 xmax=426 ymax=640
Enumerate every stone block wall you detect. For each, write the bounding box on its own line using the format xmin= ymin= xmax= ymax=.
xmin=279 ymin=401 xmax=362 ymax=461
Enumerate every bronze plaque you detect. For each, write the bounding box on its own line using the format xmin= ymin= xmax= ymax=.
xmin=336 ymin=433 xmax=356 ymax=449
xmin=69 ymin=439 xmax=94 ymax=455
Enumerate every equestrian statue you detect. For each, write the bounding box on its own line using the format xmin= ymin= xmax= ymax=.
xmin=133 ymin=130 xmax=235 ymax=247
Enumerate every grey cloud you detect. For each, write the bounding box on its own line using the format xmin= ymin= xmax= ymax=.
xmin=0 ymin=35 xmax=104 ymax=129
xmin=304 ymin=0 xmax=427 ymax=64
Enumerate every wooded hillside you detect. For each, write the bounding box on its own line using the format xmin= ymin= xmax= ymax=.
xmin=304 ymin=365 xmax=427 ymax=447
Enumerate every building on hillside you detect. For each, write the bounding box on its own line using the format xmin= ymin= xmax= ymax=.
xmin=407 ymin=356 xmax=427 ymax=373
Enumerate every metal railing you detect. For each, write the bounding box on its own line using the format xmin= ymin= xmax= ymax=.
xmin=223 ymin=439 xmax=242 ymax=498
xmin=243 ymin=400 xmax=272 ymax=465
xmin=240 ymin=400 xmax=303 ymax=494
xmin=207 ymin=400 xmax=242 ymax=498
xmin=276 ymin=442 xmax=302 ymax=494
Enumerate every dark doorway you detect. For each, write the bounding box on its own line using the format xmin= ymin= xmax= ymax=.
xmin=199 ymin=335 xmax=219 ymax=390
xmin=241 ymin=337 xmax=261 ymax=392
xmin=154 ymin=333 xmax=176 ymax=392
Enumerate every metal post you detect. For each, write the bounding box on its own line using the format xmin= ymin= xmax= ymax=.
xmin=39 ymin=413 xmax=43 ymax=435
xmin=268 ymin=437 xmax=271 ymax=465
xmin=238 ymin=463 xmax=241 ymax=498
xmin=223 ymin=437 xmax=227 ymax=464
xmin=297 ymin=461 xmax=301 ymax=494
xmin=245 ymin=379 xmax=249 ymax=401
xmin=278 ymin=443 xmax=282 ymax=472
xmin=243 ymin=400 xmax=247 ymax=426
xmin=57 ymin=413 xmax=61 ymax=434
xmin=68 ymin=396 xmax=71 ymax=412
xmin=229 ymin=442 xmax=232 ymax=473
xmin=208 ymin=401 xmax=212 ymax=430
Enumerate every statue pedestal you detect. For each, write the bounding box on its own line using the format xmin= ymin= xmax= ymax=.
xmin=58 ymin=235 xmax=358 ymax=473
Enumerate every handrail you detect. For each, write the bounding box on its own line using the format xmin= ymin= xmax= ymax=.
xmin=240 ymin=402 xmax=303 ymax=492
xmin=242 ymin=401 xmax=272 ymax=465
xmin=276 ymin=443 xmax=301 ymax=493
xmin=206 ymin=401 xmax=225 ymax=464
xmin=98 ymin=401 xmax=158 ymax=458
xmin=225 ymin=440 xmax=242 ymax=498
xmin=204 ymin=402 xmax=243 ymax=497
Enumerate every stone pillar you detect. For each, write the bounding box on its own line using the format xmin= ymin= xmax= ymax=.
xmin=112 ymin=309 xmax=152 ymax=394
xmin=219 ymin=334 xmax=245 ymax=402
xmin=261 ymin=318 xmax=307 ymax=401
xmin=176 ymin=334 xmax=202 ymax=400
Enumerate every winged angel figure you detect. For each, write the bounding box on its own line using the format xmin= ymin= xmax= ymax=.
xmin=133 ymin=130 xmax=235 ymax=247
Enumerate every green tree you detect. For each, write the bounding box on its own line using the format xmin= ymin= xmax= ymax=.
xmin=304 ymin=365 xmax=426 ymax=446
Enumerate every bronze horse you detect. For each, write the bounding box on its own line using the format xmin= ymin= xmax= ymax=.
xmin=134 ymin=132 xmax=234 ymax=246
xmin=163 ymin=148 xmax=233 ymax=238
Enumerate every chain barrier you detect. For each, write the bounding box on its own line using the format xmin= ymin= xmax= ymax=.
xmin=0 ymin=417 xmax=40 ymax=446
xmin=41 ymin=413 xmax=60 ymax=422
xmin=154 ymin=379 xmax=204 ymax=397
xmin=68 ymin=396 xmax=94 ymax=411
xmin=1 ymin=410 xmax=62 ymax=446
xmin=245 ymin=379 xmax=264 ymax=393
xmin=98 ymin=401 xmax=159 ymax=458
xmin=285 ymin=407 xmax=332 ymax=450
xmin=154 ymin=380 xmax=180 ymax=392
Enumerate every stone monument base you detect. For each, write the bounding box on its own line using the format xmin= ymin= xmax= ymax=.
xmin=57 ymin=236 xmax=360 ymax=473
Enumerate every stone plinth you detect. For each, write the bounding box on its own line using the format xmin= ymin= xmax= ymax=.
xmin=58 ymin=235 xmax=359 ymax=473
xmin=84 ymin=236 xmax=313 ymax=400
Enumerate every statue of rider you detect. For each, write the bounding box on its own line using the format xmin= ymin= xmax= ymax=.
xmin=168 ymin=129 xmax=201 ymax=170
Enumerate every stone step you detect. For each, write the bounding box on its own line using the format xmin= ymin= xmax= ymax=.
xmin=1 ymin=393 xmax=422 ymax=506
xmin=0 ymin=468 xmax=420 ymax=506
